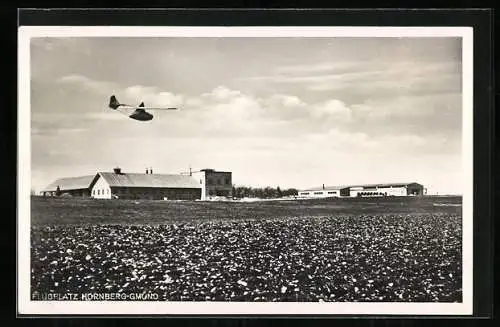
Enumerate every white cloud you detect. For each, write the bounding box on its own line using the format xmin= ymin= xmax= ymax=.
xmin=57 ymin=74 xmax=118 ymax=95
xmin=311 ymin=99 xmax=352 ymax=121
xmin=275 ymin=62 xmax=362 ymax=74
xmin=266 ymin=94 xmax=306 ymax=108
xmin=240 ymin=60 xmax=460 ymax=100
xmin=51 ymin=77 xmax=455 ymax=150
xmin=88 ymin=112 xmax=127 ymax=121
xmin=124 ymin=85 xmax=184 ymax=107
xmin=202 ymin=86 xmax=243 ymax=101
xmin=351 ymin=93 xmax=461 ymax=120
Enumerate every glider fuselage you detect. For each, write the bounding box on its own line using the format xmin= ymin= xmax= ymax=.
xmin=129 ymin=109 xmax=153 ymax=121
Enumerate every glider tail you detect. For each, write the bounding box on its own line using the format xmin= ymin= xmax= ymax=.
xmin=109 ymin=95 xmax=120 ymax=109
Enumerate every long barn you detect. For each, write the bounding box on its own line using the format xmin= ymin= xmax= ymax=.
xmin=41 ymin=175 xmax=95 ymax=197
xmin=40 ymin=167 xmax=232 ymax=201
xmin=90 ymin=168 xmax=201 ymax=200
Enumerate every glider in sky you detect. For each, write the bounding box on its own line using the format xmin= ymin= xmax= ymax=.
xmin=108 ymin=95 xmax=178 ymax=121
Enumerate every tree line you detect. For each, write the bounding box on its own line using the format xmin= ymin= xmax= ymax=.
xmin=231 ymin=185 xmax=298 ymax=199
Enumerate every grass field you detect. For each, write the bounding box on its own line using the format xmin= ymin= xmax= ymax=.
xmin=30 ymin=196 xmax=463 ymax=302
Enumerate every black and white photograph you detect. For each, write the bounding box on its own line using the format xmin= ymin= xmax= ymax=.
xmin=18 ymin=26 xmax=473 ymax=315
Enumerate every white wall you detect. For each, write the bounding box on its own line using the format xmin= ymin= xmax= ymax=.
xmin=301 ymin=185 xmax=412 ymax=198
xmin=350 ymin=186 xmax=407 ymax=197
xmin=298 ymin=189 xmax=340 ymax=198
xmin=91 ymin=176 xmax=112 ymax=199
xmin=377 ymin=186 xmax=407 ymax=196
xmin=191 ymin=171 xmax=206 ymax=200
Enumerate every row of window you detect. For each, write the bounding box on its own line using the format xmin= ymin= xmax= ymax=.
xmin=92 ymin=189 xmax=110 ymax=196
xmin=206 ymin=178 xmax=231 ymax=186
xmin=92 ymin=188 xmax=199 ymax=197
xmin=356 ymin=192 xmax=387 ymax=196
xmin=300 ymin=191 xmax=338 ymax=196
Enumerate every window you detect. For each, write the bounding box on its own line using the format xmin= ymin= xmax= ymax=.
xmin=107 ymin=189 xmax=110 ymax=194
xmin=225 ymin=178 xmax=230 ymax=185
xmin=97 ymin=190 xmax=100 ymax=195
xmin=328 ymin=191 xmax=337 ymax=194
xmin=208 ymin=179 xmax=213 ymax=185
xmin=300 ymin=192 xmax=309 ymax=195
xmin=217 ymin=179 xmax=221 ymax=185
xmin=200 ymin=179 xmax=203 ymax=184
xmin=314 ymin=192 xmax=322 ymax=195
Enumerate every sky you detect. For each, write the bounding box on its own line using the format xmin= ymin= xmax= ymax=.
xmin=29 ymin=36 xmax=463 ymax=194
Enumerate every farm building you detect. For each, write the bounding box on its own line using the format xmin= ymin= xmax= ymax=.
xmin=89 ymin=167 xmax=201 ymax=200
xmin=191 ymin=169 xmax=233 ymax=199
xmin=40 ymin=175 xmax=95 ymax=197
xmin=299 ymin=182 xmax=425 ymax=198
xmin=40 ymin=167 xmax=232 ymax=201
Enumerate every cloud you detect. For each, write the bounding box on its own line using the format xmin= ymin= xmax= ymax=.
xmin=311 ymin=99 xmax=352 ymax=121
xmin=56 ymin=81 xmax=358 ymax=141
xmin=266 ymin=94 xmax=306 ymax=108
xmin=57 ymin=74 xmax=118 ymax=95
xmin=31 ymin=112 xmax=91 ymax=137
xmin=351 ymin=93 xmax=461 ymax=123
xmin=239 ymin=60 xmax=461 ymax=100
xmin=87 ymin=112 xmax=127 ymax=121
xmin=201 ymin=86 xmax=243 ymax=101
xmin=185 ymin=86 xmax=264 ymax=134
xmin=42 ymin=74 xmax=460 ymax=160
xmin=124 ymin=85 xmax=184 ymax=107
xmin=291 ymin=128 xmax=452 ymax=157
xmin=189 ymin=86 xmax=357 ymax=137
xmin=44 ymin=75 xmax=458 ymax=151
xmin=274 ymin=62 xmax=362 ymax=74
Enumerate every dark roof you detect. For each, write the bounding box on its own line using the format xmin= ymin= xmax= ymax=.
xmin=42 ymin=175 xmax=95 ymax=192
xmin=95 ymin=172 xmax=201 ymax=189
xmin=300 ymin=182 xmax=422 ymax=192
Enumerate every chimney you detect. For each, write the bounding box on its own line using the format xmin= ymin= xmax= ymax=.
xmin=113 ymin=167 xmax=122 ymax=174
xmin=146 ymin=168 xmax=149 ymax=174
xmin=322 ymin=184 xmax=325 ymax=190
xmin=150 ymin=167 xmax=153 ymax=175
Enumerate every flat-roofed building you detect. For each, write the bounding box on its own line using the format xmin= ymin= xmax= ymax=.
xmin=299 ymin=182 xmax=425 ymax=198
xmin=191 ymin=168 xmax=233 ymax=200
xmin=298 ymin=184 xmax=350 ymax=198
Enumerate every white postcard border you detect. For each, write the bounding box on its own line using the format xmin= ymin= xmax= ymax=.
xmin=18 ymin=26 xmax=474 ymax=316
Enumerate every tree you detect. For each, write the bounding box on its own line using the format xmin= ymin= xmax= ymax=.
xmin=282 ymin=188 xmax=298 ymax=196
xmin=232 ymin=185 xmax=299 ymax=199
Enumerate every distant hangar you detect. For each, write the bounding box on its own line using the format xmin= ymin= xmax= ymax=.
xmin=298 ymin=182 xmax=425 ymax=198
xmin=41 ymin=167 xmax=232 ymax=201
